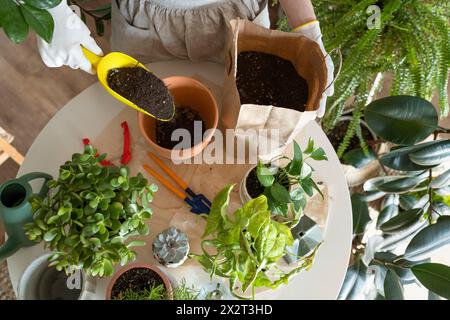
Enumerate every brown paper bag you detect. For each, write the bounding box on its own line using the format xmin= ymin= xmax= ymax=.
xmin=221 ymin=19 xmax=327 ymax=160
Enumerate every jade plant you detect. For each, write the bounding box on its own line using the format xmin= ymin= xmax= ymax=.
xmin=340 ymin=95 xmax=450 ymax=300
xmin=24 ymin=145 xmax=158 ymax=277
xmin=193 ymin=184 xmax=317 ymax=299
xmin=307 ymin=0 xmax=450 ymax=157
xmin=256 ymin=140 xmax=327 ymax=226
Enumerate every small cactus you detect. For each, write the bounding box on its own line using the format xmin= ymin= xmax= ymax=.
xmin=153 ymin=227 xmax=189 ymax=268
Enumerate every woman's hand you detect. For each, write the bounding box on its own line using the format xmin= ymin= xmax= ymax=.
xmin=279 ymin=0 xmax=334 ymax=118
xmin=36 ymin=1 xmax=103 ymax=74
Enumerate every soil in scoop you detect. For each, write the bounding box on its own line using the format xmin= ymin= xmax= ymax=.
xmin=246 ymin=167 xmax=265 ymax=199
xmin=111 ymin=268 xmax=166 ymax=300
xmin=327 ymin=120 xmax=374 ymax=153
xmin=107 ymin=67 xmax=174 ymax=120
xmin=156 ymin=106 xmax=206 ymax=149
xmin=236 ymin=51 xmax=309 ymax=111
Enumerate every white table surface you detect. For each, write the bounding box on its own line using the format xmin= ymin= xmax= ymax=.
xmin=9 ymin=60 xmax=352 ymax=300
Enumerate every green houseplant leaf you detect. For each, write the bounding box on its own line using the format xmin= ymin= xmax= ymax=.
xmin=430 ymin=168 xmax=450 ymax=189
xmin=384 ymin=269 xmax=404 ymax=300
xmin=403 ymin=217 xmax=450 ymax=262
xmin=379 ymin=141 xmax=440 ymax=171
xmin=343 ymin=147 xmax=376 ymax=168
xmin=365 ymin=96 xmax=438 ymax=146
xmin=0 ymin=0 xmax=29 ymax=44
xmin=24 ymin=0 xmax=62 ymax=9
xmin=412 ymin=263 xmax=450 ymax=299
xmin=289 ymin=141 xmax=302 ymax=176
xmin=351 ymin=194 xmax=371 ymax=234
xmin=380 ymin=209 xmax=423 ymax=234
xmin=376 ymin=176 xmax=424 ymax=193
xmin=409 ymin=140 xmax=450 ymax=166
xmin=20 ymin=4 xmax=54 ymax=43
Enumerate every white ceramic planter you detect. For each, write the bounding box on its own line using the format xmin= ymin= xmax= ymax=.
xmin=17 ymin=253 xmax=96 ymax=300
xmin=239 ymin=166 xmax=256 ymax=204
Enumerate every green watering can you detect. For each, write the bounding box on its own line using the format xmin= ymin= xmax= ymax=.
xmin=0 ymin=172 xmax=52 ymax=260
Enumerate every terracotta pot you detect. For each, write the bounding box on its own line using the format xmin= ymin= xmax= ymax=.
xmin=105 ymin=263 xmax=173 ymax=300
xmin=138 ymin=76 xmax=218 ymax=161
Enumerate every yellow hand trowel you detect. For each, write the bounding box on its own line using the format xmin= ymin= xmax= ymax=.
xmin=82 ymin=47 xmax=175 ymax=121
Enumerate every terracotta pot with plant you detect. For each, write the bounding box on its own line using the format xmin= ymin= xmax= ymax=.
xmin=138 ymin=76 xmax=219 ymax=161
xmin=106 ymin=263 xmax=173 ymax=300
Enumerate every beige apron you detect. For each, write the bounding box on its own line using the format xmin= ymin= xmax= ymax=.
xmin=111 ymin=0 xmax=270 ymax=63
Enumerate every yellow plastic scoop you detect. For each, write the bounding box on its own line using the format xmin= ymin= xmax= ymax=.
xmin=82 ymin=47 xmax=175 ymax=121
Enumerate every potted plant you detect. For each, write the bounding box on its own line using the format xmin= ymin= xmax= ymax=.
xmin=193 ymin=184 xmax=318 ymax=299
xmin=24 ymin=144 xmax=158 ymax=277
xmin=152 ymin=226 xmax=190 ymax=268
xmin=339 ymin=95 xmax=450 ymax=300
xmin=138 ymin=76 xmax=219 ymax=161
xmin=106 ymin=263 xmax=173 ymax=300
xmin=240 ymin=140 xmax=327 ymax=227
xmin=309 ymin=0 xmax=450 ymax=154
xmin=326 ymin=114 xmax=389 ymax=187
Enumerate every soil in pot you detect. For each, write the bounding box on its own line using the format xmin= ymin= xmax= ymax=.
xmin=107 ymin=67 xmax=174 ymax=120
xmin=236 ymin=51 xmax=309 ymax=111
xmin=246 ymin=167 xmax=265 ymax=199
xmin=111 ymin=267 xmax=168 ymax=300
xmin=156 ymin=106 xmax=206 ymax=149
xmin=327 ymin=120 xmax=374 ymax=153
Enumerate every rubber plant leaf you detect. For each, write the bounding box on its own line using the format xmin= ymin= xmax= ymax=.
xmin=412 ymin=263 xmax=450 ymax=300
xmin=380 ymin=208 xmax=423 ymax=235
xmin=380 ymin=141 xmax=440 ymax=171
xmin=384 ymin=269 xmax=404 ymax=300
xmin=343 ymin=147 xmax=376 ymax=168
xmin=351 ymin=194 xmax=371 ymax=235
xmin=409 ymin=140 xmax=450 ymax=166
xmin=365 ymin=95 xmax=438 ymax=145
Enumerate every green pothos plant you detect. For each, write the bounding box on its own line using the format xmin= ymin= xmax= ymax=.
xmin=192 ymin=184 xmax=317 ymax=299
xmin=24 ymin=145 xmax=158 ymax=277
xmin=256 ymin=139 xmax=327 ymax=227
xmin=0 ymin=0 xmax=110 ymax=44
xmin=341 ymin=95 xmax=450 ymax=300
xmin=310 ymin=0 xmax=449 ymax=157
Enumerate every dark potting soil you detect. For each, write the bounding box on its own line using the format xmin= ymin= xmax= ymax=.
xmin=236 ymin=51 xmax=309 ymax=111
xmin=246 ymin=167 xmax=265 ymax=199
xmin=327 ymin=120 xmax=374 ymax=152
xmin=156 ymin=106 xmax=206 ymax=149
xmin=107 ymin=67 xmax=174 ymax=120
xmin=111 ymin=268 xmax=166 ymax=300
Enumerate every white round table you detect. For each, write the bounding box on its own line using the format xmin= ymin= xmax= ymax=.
xmin=8 ymin=60 xmax=352 ymax=299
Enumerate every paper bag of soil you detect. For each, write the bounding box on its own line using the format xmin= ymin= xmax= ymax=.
xmin=222 ymin=19 xmax=327 ymax=160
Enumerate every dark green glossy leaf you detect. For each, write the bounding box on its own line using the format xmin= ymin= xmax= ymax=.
xmin=384 ymin=269 xmax=404 ymax=300
xmin=430 ymin=168 xmax=450 ymax=189
xmin=23 ymin=5 xmax=54 ymax=43
xmin=270 ymin=182 xmax=291 ymax=204
xmin=337 ymin=264 xmax=358 ymax=300
xmin=351 ymin=194 xmax=371 ymax=234
xmin=94 ymin=18 xmax=104 ymax=36
xmin=365 ymin=95 xmax=438 ymax=145
xmin=404 ymin=217 xmax=450 ymax=262
xmin=380 ymin=209 xmax=423 ymax=234
xmin=310 ymin=147 xmax=327 ymax=161
xmin=376 ymin=176 xmax=424 ymax=193
xmin=343 ymin=147 xmax=376 ymax=168
xmin=376 ymin=204 xmax=398 ymax=228
xmin=399 ymin=194 xmax=418 ymax=210
xmin=0 ymin=0 xmax=28 ymax=43
xmin=289 ymin=141 xmax=302 ymax=176
xmin=409 ymin=140 xmax=450 ymax=166
xmin=359 ymin=190 xmax=385 ymax=202
xmin=24 ymin=0 xmax=62 ymax=9
xmin=380 ymin=140 xmax=440 ymax=171
xmin=412 ymin=263 xmax=450 ymax=299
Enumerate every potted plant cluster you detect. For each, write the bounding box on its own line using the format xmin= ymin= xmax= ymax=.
xmin=24 ymin=144 xmax=158 ymax=277
xmin=193 ymin=184 xmax=318 ymax=299
xmin=241 ymin=140 xmax=327 ymax=227
xmin=339 ymin=95 xmax=450 ymax=300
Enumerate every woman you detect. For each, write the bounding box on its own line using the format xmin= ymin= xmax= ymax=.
xmin=37 ymin=0 xmax=333 ymax=115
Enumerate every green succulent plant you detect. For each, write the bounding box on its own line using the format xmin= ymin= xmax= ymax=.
xmin=255 ymin=140 xmax=327 ymax=227
xmin=24 ymin=145 xmax=158 ymax=277
xmin=193 ymin=184 xmax=317 ymax=299
xmin=341 ymin=95 xmax=450 ymax=300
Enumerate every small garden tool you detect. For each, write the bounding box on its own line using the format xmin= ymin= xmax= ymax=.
xmin=82 ymin=47 xmax=175 ymax=121
xmin=0 ymin=172 xmax=52 ymax=260
xmin=143 ymin=152 xmax=211 ymax=214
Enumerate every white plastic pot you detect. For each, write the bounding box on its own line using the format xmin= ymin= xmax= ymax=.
xmin=17 ymin=253 xmax=96 ymax=300
xmin=239 ymin=166 xmax=256 ymax=204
